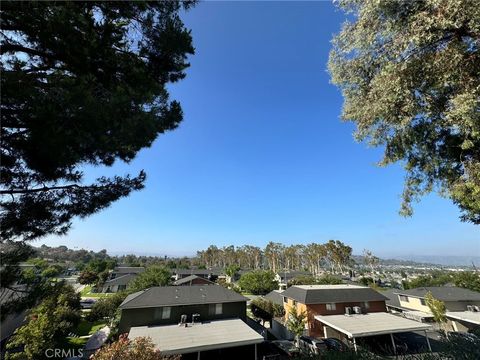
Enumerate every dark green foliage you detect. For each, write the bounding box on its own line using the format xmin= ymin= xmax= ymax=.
xmin=251 ymin=298 xmax=285 ymax=323
xmin=329 ymin=0 xmax=480 ymax=223
xmin=238 ymin=270 xmax=278 ymax=295
xmin=78 ymin=270 xmax=99 ymax=285
xmin=5 ymin=282 xmax=81 ymax=360
xmin=288 ymin=274 xmax=343 ymax=287
xmin=87 ymin=292 xmax=127 ymax=322
xmin=128 ymin=266 xmax=172 ymax=292
xmin=1 ymin=1 xmax=195 ymax=241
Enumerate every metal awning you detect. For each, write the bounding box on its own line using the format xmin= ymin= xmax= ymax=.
xmin=128 ymin=318 xmax=264 ymax=356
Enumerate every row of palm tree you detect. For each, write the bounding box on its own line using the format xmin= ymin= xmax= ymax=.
xmin=196 ymin=240 xmax=354 ymax=275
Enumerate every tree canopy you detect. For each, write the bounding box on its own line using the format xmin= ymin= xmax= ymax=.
xmin=1 ymin=1 xmax=195 ymax=241
xmin=128 ymin=266 xmax=171 ymax=292
xmin=329 ymin=0 xmax=480 ymax=224
xmin=238 ymin=270 xmax=278 ymax=295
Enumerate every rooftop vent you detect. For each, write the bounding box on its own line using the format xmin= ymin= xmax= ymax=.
xmin=178 ymin=314 xmax=187 ymax=326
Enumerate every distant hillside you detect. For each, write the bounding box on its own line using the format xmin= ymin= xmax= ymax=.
xmin=385 ymin=255 xmax=480 ymax=267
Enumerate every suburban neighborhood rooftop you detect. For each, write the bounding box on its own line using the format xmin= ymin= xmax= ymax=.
xmin=283 ymin=284 xmax=388 ymax=304
xmin=395 ymin=287 xmax=480 ymax=301
xmin=103 ymin=273 xmax=137 ymax=286
xmin=119 ymin=286 xmax=247 ymax=309
xmin=446 ymin=311 xmax=480 ymax=325
xmin=128 ymin=319 xmax=264 ymax=355
xmin=173 ymin=275 xmax=215 ymax=286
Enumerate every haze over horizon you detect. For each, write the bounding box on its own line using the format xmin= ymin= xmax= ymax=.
xmin=40 ymin=2 xmax=479 ymax=258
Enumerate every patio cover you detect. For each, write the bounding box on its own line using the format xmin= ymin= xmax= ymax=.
xmin=315 ymin=312 xmax=431 ymax=338
xmin=128 ymin=318 xmax=264 ymax=355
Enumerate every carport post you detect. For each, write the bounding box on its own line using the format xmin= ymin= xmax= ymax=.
xmin=390 ymin=333 xmax=397 ymax=355
xmin=425 ymin=330 xmax=432 ymax=352
xmin=352 ymin=337 xmax=358 ymax=352
xmin=254 ymin=343 xmax=257 ymax=360
xmin=197 ymin=351 xmax=201 ymax=360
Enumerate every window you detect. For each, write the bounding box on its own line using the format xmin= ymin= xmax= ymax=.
xmin=154 ymin=307 xmax=162 ymax=320
xmin=399 ymin=295 xmax=409 ymax=302
xmin=420 ymin=298 xmax=426 ymax=306
xmin=209 ymin=303 xmax=223 ymax=315
xmin=292 ymin=300 xmax=297 ymax=306
xmin=326 ymin=303 xmax=336 ymax=311
xmin=283 ymin=297 xmax=288 ymax=303
xmin=162 ymin=306 xmax=171 ymax=319
xmin=363 ymin=301 xmax=370 ymax=309
xmin=118 ymin=285 xmax=126 ymax=291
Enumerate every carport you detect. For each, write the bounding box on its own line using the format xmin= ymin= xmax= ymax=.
xmin=315 ymin=312 xmax=432 ymax=354
xmin=128 ymin=318 xmax=264 ymax=359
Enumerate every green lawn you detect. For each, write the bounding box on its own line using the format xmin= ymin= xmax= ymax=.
xmin=80 ymin=285 xmax=109 ymax=298
xmin=74 ymin=319 xmax=107 ymax=336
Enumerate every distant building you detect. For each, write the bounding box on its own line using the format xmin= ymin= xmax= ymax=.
xmin=274 ymin=271 xmax=312 ymax=290
xmin=173 ymin=275 xmax=215 ymax=286
xmin=99 ymin=266 xmax=145 ymax=293
xmin=171 ymin=268 xmax=221 ymax=282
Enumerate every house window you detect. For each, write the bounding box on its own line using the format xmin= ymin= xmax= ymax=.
xmin=399 ymin=295 xmax=409 ymax=302
xmin=326 ymin=303 xmax=336 ymax=311
xmin=209 ymin=303 xmax=223 ymax=315
xmin=162 ymin=306 xmax=171 ymax=319
xmin=364 ymin=301 xmax=370 ymax=309
xmin=154 ymin=308 xmax=162 ymax=320
xmin=420 ymin=298 xmax=426 ymax=306
xmin=292 ymin=300 xmax=297 ymax=306
xmin=283 ymin=297 xmax=288 ymax=303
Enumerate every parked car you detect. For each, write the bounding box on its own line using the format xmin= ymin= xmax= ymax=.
xmin=271 ymin=340 xmax=300 ymax=357
xmin=80 ymin=298 xmax=96 ymax=309
xmin=323 ymin=338 xmax=348 ymax=352
xmin=299 ymin=336 xmax=327 ymax=354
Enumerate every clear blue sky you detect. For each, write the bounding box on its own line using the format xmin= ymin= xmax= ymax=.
xmin=41 ymin=1 xmax=478 ymax=258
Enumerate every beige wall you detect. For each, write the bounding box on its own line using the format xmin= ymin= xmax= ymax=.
xmin=399 ymin=295 xmax=480 ymax=313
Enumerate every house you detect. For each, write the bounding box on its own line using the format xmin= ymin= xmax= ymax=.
xmin=118 ymin=285 xmax=248 ymax=334
xmin=171 ymin=268 xmax=220 ymax=282
xmin=0 ymin=287 xmax=27 ymax=349
xmin=109 ymin=266 xmax=145 ymax=279
xmin=281 ymin=284 xmax=388 ymax=338
xmin=274 ymin=271 xmax=312 ymax=290
xmin=392 ymin=286 xmax=480 ymax=332
xmin=100 ymin=274 xmax=137 ymax=293
xmin=393 ymin=287 xmax=480 ymax=312
xmin=173 ymin=275 xmax=215 ymax=286
xmin=98 ymin=266 xmax=145 ymax=293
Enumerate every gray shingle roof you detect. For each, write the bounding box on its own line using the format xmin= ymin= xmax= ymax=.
xmin=103 ymin=273 xmax=137 ymax=286
xmin=395 ymin=287 xmax=480 ymax=302
xmin=114 ymin=267 xmax=145 ymax=274
xmin=265 ymin=290 xmax=285 ymax=306
xmin=282 ymin=285 xmax=388 ymax=304
xmin=119 ymin=286 xmax=247 ymax=309
xmin=173 ymin=275 xmax=215 ymax=286
xmin=174 ymin=269 xmax=221 ymax=276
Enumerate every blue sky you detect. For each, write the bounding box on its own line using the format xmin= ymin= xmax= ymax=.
xmin=41 ymin=1 xmax=478 ymax=257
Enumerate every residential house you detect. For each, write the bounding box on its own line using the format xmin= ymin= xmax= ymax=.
xmin=392 ymin=286 xmax=480 ymax=332
xmin=173 ymin=275 xmax=215 ymax=286
xmin=121 ymin=286 xmax=262 ymax=359
xmin=172 ymin=268 xmax=221 ymax=282
xmin=394 ymin=287 xmax=480 ymax=313
xmin=274 ymin=271 xmax=312 ymax=290
xmin=118 ymin=285 xmax=248 ymax=334
xmin=109 ymin=266 xmax=145 ymax=279
xmin=101 ymin=274 xmax=137 ymax=293
xmin=281 ymin=285 xmax=388 ymax=338
xmin=98 ymin=266 xmax=144 ymax=293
